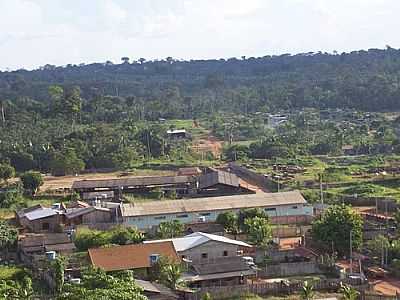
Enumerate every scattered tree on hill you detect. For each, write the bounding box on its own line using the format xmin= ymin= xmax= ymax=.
xmin=20 ymin=171 xmax=43 ymax=195
xmin=49 ymin=149 xmax=85 ymax=176
xmin=0 ymin=221 xmax=18 ymax=258
xmin=0 ymin=163 xmax=15 ymax=184
xmin=157 ymin=220 xmax=184 ymax=239
xmin=312 ymin=204 xmax=363 ymax=255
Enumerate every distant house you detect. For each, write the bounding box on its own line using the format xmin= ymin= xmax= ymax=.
xmin=16 ymin=204 xmax=112 ymax=233
xmin=16 ymin=205 xmax=63 ymax=232
xmin=145 ymin=232 xmax=252 ymax=263
xmin=145 ymin=232 xmax=255 ymax=287
xmin=18 ymin=232 xmax=76 ymax=266
xmin=181 ymin=256 xmax=256 ymax=288
xmin=166 ymin=129 xmax=188 ymax=139
xmin=88 ymin=241 xmax=179 ymax=278
xmin=120 ymin=191 xmax=313 ymax=230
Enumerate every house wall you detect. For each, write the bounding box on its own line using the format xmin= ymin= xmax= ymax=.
xmin=179 ymin=241 xmax=241 ymax=264
xmin=123 ymin=204 xmax=313 ymax=231
xmin=20 ymin=215 xmax=62 ymax=233
xmin=82 ymin=210 xmax=112 ymax=224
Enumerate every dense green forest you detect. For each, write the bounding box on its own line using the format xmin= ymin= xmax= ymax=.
xmin=2 ymin=47 xmax=400 ymax=114
xmin=2 ymin=47 xmax=400 ymax=177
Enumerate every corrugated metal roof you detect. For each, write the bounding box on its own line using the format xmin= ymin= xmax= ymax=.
xmin=121 ymin=190 xmax=306 ymax=217
xmin=198 ymin=171 xmax=239 ymax=189
xmin=144 ymin=232 xmax=251 ymax=252
xmin=72 ymin=175 xmax=194 ymax=190
xmin=25 ymin=208 xmax=58 ymax=221
xmin=64 ymin=207 xmax=110 ymax=219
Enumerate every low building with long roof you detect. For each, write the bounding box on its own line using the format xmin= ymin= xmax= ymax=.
xmin=120 ymin=190 xmax=312 ymax=230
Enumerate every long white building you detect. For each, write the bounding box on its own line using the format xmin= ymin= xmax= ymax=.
xmin=120 ymin=190 xmax=313 ymax=230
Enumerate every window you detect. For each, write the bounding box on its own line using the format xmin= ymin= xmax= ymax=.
xmin=292 ymin=206 xmax=298 ymax=209
xmin=223 ymin=251 xmax=228 ymax=257
xmin=177 ymin=214 xmax=188 ymax=218
xmin=265 ymin=208 xmax=276 ymax=212
xmin=154 ymin=216 xmax=166 ymax=220
xmin=200 ymin=213 xmax=211 ymax=216
xmin=42 ymin=223 xmax=50 ymax=230
xmin=201 ymin=253 xmax=208 ymax=259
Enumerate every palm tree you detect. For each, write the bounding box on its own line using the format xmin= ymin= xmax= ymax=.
xmin=340 ymin=283 xmax=359 ymax=300
xmin=301 ymin=281 xmax=315 ymax=300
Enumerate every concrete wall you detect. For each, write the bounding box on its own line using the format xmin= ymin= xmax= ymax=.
xmin=259 ymin=261 xmax=321 ymax=278
xmin=179 ymin=240 xmax=241 ymax=263
xmin=123 ymin=204 xmax=313 ymax=230
xmin=82 ymin=210 xmax=112 ymax=224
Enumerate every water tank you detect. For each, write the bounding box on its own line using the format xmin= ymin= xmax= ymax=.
xmin=46 ymin=251 xmax=56 ymax=260
xmin=149 ymin=254 xmax=160 ymax=265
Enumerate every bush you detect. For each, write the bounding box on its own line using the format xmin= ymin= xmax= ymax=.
xmin=74 ymin=226 xmax=143 ymax=251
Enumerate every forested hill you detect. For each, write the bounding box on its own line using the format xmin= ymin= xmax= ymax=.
xmin=2 ymin=47 xmax=400 ymax=114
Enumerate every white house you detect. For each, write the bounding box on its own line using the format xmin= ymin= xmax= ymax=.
xmin=145 ymin=232 xmax=252 ymax=263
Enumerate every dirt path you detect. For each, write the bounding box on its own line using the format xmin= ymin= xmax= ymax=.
xmin=192 ymin=132 xmax=223 ymax=158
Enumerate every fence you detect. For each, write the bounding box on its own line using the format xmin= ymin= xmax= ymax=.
xmin=361 ymin=291 xmax=399 ymax=300
xmin=258 ymin=261 xmax=321 ymax=278
xmin=186 ymin=277 xmax=367 ymax=300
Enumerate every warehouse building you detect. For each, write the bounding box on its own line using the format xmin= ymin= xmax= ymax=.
xmin=120 ymin=190 xmax=313 ymax=230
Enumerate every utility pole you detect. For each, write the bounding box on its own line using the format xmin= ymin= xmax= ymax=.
xmin=319 ymin=173 xmax=324 ymax=204
xmin=277 ymin=177 xmax=280 ymax=192
xmin=349 ymin=230 xmax=353 ymax=274
xmin=0 ymin=100 xmax=5 ymax=124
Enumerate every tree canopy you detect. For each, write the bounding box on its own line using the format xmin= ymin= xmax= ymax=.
xmin=312 ymin=204 xmax=363 ymax=254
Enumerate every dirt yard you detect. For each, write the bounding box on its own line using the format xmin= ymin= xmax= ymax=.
xmin=192 ymin=133 xmax=223 ymax=158
xmin=371 ymin=277 xmax=400 ymax=296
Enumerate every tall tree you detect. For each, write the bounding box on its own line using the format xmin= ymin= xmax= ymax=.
xmin=244 ymin=216 xmax=272 ymax=248
xmin=312 ymin=204 xmax=363 ymax=254
xmin=20 ymin=171 xmax=44 ymax=195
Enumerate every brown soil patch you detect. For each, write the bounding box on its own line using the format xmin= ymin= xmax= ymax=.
xmin=371 ymin=277 xmax=400 ymax=296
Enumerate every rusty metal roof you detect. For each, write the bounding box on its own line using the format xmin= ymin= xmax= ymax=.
xmin=198 ymin=170 xmax=239 ymax=189
xmin=88 ymin=241 xmax=179 ymax=272
xmin=121 ymin=190 xmax=307 ymax=217
xmin=72 ymin=175 xmax=195 ymax=190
